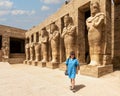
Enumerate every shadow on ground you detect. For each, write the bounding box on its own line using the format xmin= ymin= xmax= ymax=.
xmin=74 ymin=84 xmax=86 ymax=92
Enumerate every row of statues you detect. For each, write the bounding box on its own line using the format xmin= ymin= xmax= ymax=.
xmin=25 ymin=15 xmax=76 ymax=63
xmin=25 ymin=1 xmax=106 ymax=66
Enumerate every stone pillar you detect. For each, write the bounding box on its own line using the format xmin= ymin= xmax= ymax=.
xmin=46 ymin=23 xmax=60 ymax=69
xmin=80 ymin=0 xmax=113 ymax=77
xmin=37 ymin=28 xmax=48 ymax=67
xmin=23 ymin=43 xmax=30 ymax=64
xmin=2 ymin=35 xmax=10 ymax=62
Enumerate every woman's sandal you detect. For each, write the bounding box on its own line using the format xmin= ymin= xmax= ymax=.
xmin=70 ymin=86 xmax=72 ymax=90
xmin=72 ymin=88 xmax=76 ymax=93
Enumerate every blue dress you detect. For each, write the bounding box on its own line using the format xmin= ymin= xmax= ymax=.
xmin=65 ymin=58 xmax=79 ymax=79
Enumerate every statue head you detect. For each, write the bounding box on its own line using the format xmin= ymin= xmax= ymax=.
xmin=3 ymin=41 xmax=7 ymax=47
xmin=90 ymin=1 xmax=100 ymax=16
xmin=51 ymin=23 xmax=58 ymax=33
xmin=41 ymin=28 xmax=48 ymax=37
xmin=64 ymin=15 xmax=71 ymax=27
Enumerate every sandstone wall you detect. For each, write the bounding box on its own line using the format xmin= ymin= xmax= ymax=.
xmin=26 ymin=0 xmax=112 ymax=64
xmin=112 ymin=4 xmax=120 ymax=68
xmin=0 ymin=25 xmax=26 ymax=39
xmin=0 ymin=25 xmax=26 ymax=64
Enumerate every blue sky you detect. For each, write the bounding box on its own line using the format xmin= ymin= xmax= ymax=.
xmin=0 ymin=0 xmax=65 ymax=29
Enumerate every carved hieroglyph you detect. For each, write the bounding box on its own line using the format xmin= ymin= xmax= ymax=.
xmin=49 ymin=23 xmax=60 ymax=63
xmin=40 ymin=28 xmax=48 ymax=63
xmin=62 ymin=15 xmax=76 ymax=59
xmin=25 ymin=43 xmax=30 ymax=60
xmin=86 ymin=1 xmax=105 ymax=66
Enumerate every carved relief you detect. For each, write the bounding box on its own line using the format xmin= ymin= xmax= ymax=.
xmin=86 ymin=1 xmax=105 ymax=66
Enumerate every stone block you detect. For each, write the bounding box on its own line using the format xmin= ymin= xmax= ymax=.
xmin=32 ymin=61 xmax=38 ymax=66
xmin=37 ymin=62 xmax=46 ymax=67
xmin=28 ymin=61 xmax=33 ymax=65
xmin=46 ymin=62 xmax=59 ymax=69
xmin=80 ymin=64 xmax=113 ymax=77
xmin=23 ymin=60 xmax=27 ymax=64
xmin=59 ymin=63 xmax=66 ymax=71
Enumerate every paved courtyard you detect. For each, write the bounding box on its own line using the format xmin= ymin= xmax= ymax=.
xmin=0 ymin=62 xmax=120 ymax=96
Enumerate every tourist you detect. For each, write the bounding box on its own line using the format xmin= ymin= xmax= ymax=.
xmin=65 ymin=51 xmax=79 ymax=92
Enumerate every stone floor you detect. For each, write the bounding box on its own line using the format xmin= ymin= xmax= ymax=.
xmin=0 ymin=62 xmax=120 ymax=96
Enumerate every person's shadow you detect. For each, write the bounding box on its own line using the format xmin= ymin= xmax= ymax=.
xmin=74 ymin=84 xmax=86 ymax=93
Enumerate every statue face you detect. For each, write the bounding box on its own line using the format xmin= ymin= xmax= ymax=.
xmin=51 ymin=24 xmax=56 ymax=33
xmin=90 ymin=2 xmax=99 ymax=16
xmin=41 ymin=30 xmax=45 ymax=37
xmin=64 ymin=16 xmax=70 ymax=27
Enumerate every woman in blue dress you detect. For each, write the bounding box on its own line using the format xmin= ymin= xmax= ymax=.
xmin=65 ymin=51 xmax=79 ymax=91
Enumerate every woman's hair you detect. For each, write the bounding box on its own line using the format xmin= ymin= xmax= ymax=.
xmin=69 ymin=51 xmax=76 ymax=59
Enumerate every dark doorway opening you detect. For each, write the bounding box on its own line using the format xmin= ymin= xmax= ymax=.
xmin=36 ymin=32 xmax=39 ymax=42
xmin=10 ymin=37 xmax=25 ymax=53
xmin=0 ymin=36 xmax=2 ymax=50
xmin=84 ymin=10 xmax=90 ymax=64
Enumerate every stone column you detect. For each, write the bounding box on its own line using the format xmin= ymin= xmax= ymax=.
xmin=2 ymin=35 xmax=10 ymax=62
xmin=46 ymin=23 xmax=60 ymax=69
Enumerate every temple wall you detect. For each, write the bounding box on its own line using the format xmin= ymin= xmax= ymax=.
xmin=24 ymin=0 xmax=119 ymax=77
xmin=112 ymin=3 xmax=120 ymax=68
xmin=0 ymin=25 xmax=26 ymax=64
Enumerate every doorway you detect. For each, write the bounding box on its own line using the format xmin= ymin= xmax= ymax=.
xmin=10 ymin=37 xmax=25 ymax=53
xmin=0 ymin=36 xmax=2 ymax=61
xmin=84 ymin=10 xmax=90 ymax=64
xmin=78 ymin=2 xmax=90 ymax=64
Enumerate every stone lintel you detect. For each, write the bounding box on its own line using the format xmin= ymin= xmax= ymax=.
xmin=80 ymin=64 xmax=113 ymax=77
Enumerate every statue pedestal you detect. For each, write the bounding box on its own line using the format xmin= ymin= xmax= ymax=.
xmin=80 ymin=64 xmax=113 ymax=77
xmin=28 ymin=60 xmax=33 ymax=65
xmin=23 ymin=60 xmax=27 ymax=64
xmin=37 ymin=62 xmax=46 ymax=67
xmin=59 ymin=63 xmax=66 ymax=71
xmin=32 ymin=61 xmax=38 ymax=66
xmin=46 ymin=62 xmax=59 ymax=69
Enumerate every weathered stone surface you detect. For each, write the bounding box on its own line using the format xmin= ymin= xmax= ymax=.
xmin=49 ymin=23 xmax=60 ymax=63
xmin=59 ymin=63 xmax=66 ymax=71
xmin=46 ymin=62 xmax=59 ymax=69
xmin=86 ymin=1 xmax=105 ymax=66
xmin=37 ymin=62 xmax=46 ymax=67
xmin=113 ymin=4 xmax=120 ymax=68
xmin=80 ymin=65 xmax=113 ymax=77
xmin=23 ymin=0 xmax=120 ymax=77
xmin=0 ymin=25 xmax=26 ymax=64
xmin=40 ymin=28 xmax=49 ymax=63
